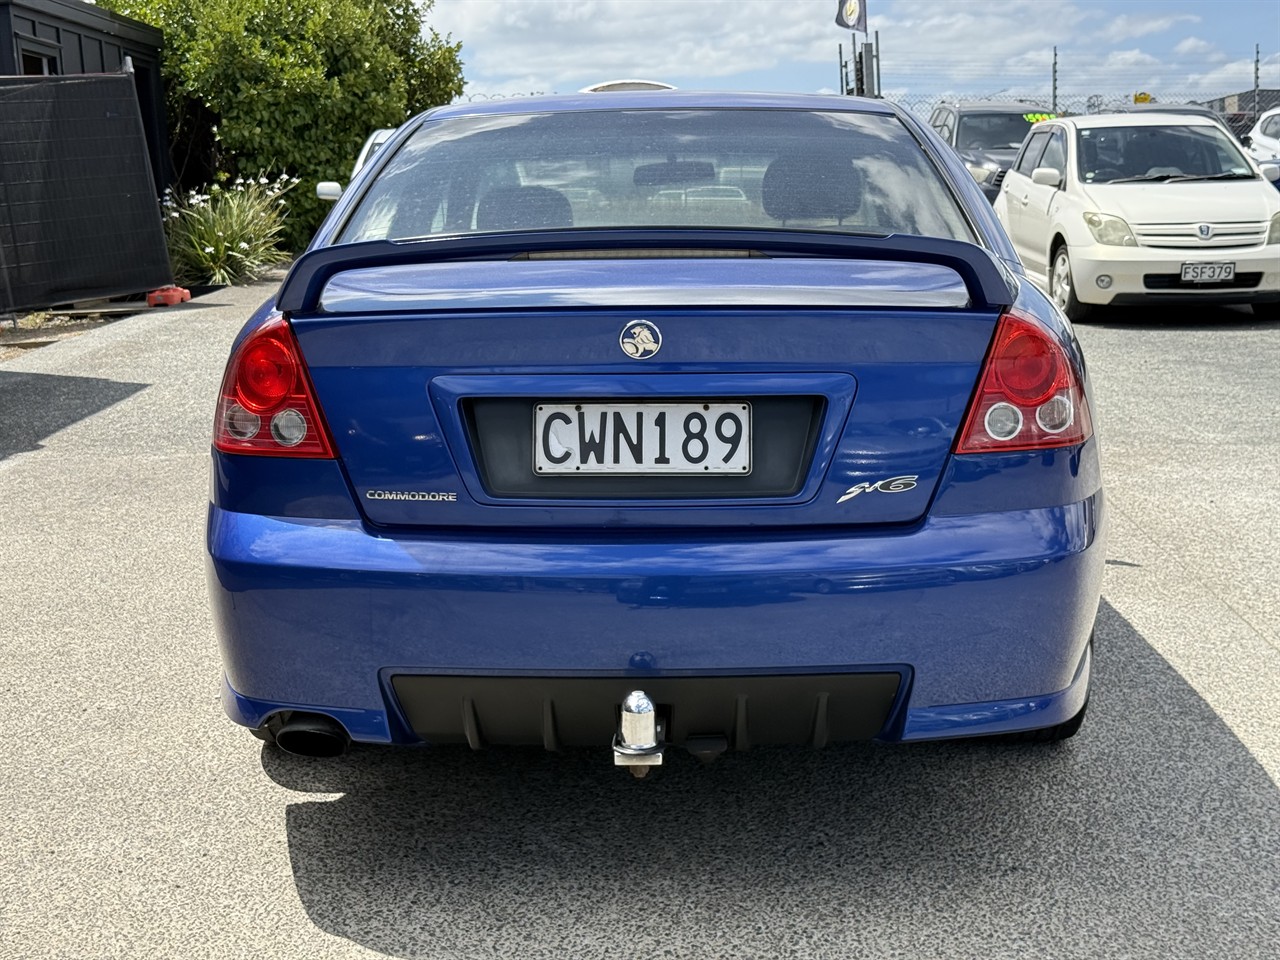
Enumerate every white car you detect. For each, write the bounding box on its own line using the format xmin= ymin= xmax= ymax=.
xmin=351 ymin=127 xmax=396 ymax=180
xmin=1247 ymin=107 xmax=1280 ymax=161
xmin=317 ymin=128 xmax=398 ymax=202
xmin=994 ymin=113 xmax=1280 ymax=321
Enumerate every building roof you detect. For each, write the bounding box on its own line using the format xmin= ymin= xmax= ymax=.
xmin=0 ymin=0 xmax=162 ymax=47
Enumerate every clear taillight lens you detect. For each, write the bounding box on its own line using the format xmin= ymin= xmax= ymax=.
xmin=213 ymin=312 xmax=334 ymax=458
xmin=955 ymin=309 xmax=1093 ymax=454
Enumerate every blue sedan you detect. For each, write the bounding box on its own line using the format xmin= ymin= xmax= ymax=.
xmin=207 ymin=91 xmax=1104 ymax=772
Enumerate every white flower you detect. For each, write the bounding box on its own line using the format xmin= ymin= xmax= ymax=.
xmin=258 ymin=176 xmax=269 ymax=184
xmin=204 ymin=246 xmax=214 ymax=253
xmin=238 ymin=242 xmax=249 ymax=250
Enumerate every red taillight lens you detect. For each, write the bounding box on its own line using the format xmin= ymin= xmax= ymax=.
xmin=955 ymin=309 xmax=1093 ymax=454
xmin=993 ymin=328 xmax=1060 ymax=405
xmin=237 ymin=338 xmax=295 ymax=412
xmin=213 ymin=313 xmax=335 ymax=458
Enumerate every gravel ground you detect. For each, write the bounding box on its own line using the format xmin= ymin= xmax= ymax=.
xmin=0 ymin=314 xmax=127 ymax=364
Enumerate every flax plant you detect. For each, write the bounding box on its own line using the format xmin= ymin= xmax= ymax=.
xmin=163 ymin=174 xmax=297 ymax=285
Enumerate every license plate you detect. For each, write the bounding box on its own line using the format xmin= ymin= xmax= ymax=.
xmin=534 ymin=402 xmax=752 ymax=475
xmin=1180 ymin=262 xmax=1235 ymax=282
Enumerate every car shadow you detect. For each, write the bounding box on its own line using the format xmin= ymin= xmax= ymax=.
xmin=1081 ymin=303 xmax=1278 ymax=331
xmin=263 ymin=600 xmax=1280 ymax=958
xmin=0 ymin=371 xmax=147 ymax=461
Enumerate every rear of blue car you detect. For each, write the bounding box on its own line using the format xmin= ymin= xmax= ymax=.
xmin=207 ymin=94 xmax=1104 ymax=765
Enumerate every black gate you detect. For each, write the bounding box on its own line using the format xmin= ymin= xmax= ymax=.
xmin=0 ymin=73 xmax=171 ymax=314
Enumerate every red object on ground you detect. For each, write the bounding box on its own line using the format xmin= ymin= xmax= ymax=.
xmin=147 ymin=285 xmax=191 ymax=307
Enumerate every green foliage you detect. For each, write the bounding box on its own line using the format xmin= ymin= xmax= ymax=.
xmin=100 ymin=0 xmax=464 ymax=248
xmin=163 ymin=176 xmax=295 ymax=286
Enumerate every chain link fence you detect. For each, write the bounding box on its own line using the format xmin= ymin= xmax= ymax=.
xmin=887 ymin=91 xmax=1276 ymax=136
xmin=454 ymin=91 xmax=548 ymax=102
xmin=453 ymin=89 xmax=1276 ymax=139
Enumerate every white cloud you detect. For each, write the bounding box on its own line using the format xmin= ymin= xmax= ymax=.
xmin=426 ymin=0 xmax=1274 ymax=103
xmin=431 ymin=0 xmax=1095 ymax=95
xmin=431 ymin=0 xmax=837 ymax=94
xmin=865 ymin=0 xmax=1088 ymax=84
xmin=1173 ymin=37 xmax=1216 ymax=57
xmin=1101 ymin=13 xmax=1199 ymax=42
xmin=1101 ymin=48 xmax=1162 ymax=70
xmin=1184 ymin=52 xmax=1280 ymax=92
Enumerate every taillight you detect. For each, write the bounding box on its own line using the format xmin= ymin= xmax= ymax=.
xmin=955 ymin=309 xmax=1093 ymax=454
xmin=213 ymin=312 xmax=334 ymax=458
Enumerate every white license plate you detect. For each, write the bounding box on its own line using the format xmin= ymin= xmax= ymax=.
xmin=1180 ymin=262 xmax=1235 ymax=282
xmin=534 ymin=402 xmax=752 ymax=475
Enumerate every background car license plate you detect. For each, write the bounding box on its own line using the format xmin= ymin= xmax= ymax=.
xmin=1181 ymin=262 xmax=1235 ymax=282
xmin=535 ymin=402 xmax=752 ymax=475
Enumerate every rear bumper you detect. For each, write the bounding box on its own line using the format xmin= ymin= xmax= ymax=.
xmin=209 ymin=489 xmax=1105 ymax=747
xmin=223 ymin=644 xmax=1091 ymax=746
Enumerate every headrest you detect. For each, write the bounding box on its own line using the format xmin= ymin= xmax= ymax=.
xmin=1122 ymin=134 xmax=1166 ymax=171
xmin=761 ymin=155 xmax=862 ymax=224
xmin=476 ymin=186 xmax=573 ymax=231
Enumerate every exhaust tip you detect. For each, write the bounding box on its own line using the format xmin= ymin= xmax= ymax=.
xmin=273 ymin=713 xmax=350 ymax=758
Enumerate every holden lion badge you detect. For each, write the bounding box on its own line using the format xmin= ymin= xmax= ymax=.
xmin=620 ymin=321 xmax=662 ymax=359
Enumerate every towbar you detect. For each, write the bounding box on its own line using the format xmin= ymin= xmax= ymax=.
xmin=613 ymin=690 xmax=665 ymax=778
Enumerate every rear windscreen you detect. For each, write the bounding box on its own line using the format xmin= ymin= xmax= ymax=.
xmin=337 ymin=109 xmax=972 ymax=244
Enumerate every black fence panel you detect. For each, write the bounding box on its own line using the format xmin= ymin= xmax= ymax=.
xmin=0 ymin=74 xmax=171 ymax=314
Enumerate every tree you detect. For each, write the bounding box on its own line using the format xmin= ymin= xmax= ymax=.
xmin=100 ymin=0 xmax=464 ymax=247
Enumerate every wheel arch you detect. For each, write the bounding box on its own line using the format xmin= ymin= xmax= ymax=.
xmin=1048 ymin=232 xmax=1069 ymax=268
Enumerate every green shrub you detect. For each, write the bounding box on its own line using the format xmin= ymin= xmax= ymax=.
xmin=99 ymin=0 xmax=464 ymax=249
xmin=164 ymin=175 xmax=295 ymax=286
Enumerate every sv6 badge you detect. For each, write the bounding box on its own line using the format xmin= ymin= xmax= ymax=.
xmin=837 ymin=475 xmax=918 ymax=504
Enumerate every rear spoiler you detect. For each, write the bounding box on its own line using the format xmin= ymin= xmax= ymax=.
xmin=277 ymin=229 xmax=1016 ymax=314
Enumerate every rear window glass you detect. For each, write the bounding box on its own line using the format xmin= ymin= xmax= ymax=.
xmin=337 ymin=109 xmax=972 ymax=244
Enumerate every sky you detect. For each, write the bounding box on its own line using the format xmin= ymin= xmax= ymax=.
xmin=427 ymin=0 xmax=1280 ymax=105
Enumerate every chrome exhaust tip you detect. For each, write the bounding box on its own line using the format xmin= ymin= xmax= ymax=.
xmin=613 ymin=690 xmax=665 ymax=778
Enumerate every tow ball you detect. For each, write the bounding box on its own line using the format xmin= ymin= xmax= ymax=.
xmin=612 ymin=690 xmax=665 ymax=778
